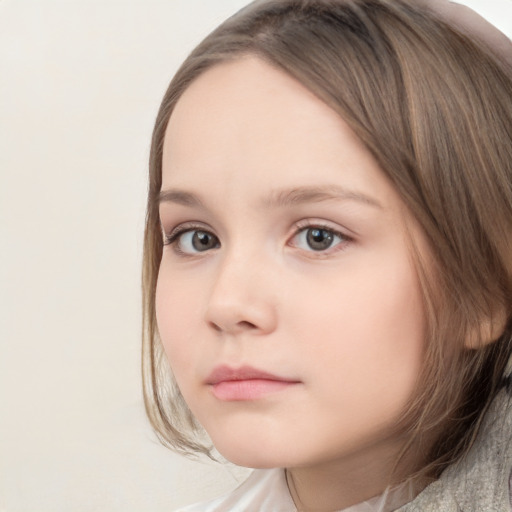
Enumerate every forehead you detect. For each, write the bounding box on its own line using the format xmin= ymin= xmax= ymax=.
xmin=161 ymin=56 xmax=399 ymax=212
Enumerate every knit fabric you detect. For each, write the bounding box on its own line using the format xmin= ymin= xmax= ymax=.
xmin=399 ymin=384 xmax=512 ymax=511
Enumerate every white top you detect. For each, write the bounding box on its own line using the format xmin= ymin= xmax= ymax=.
xmin=175 ymin=469 xmax=295 ymax=512
xmin=174 ymin=468 xmax=414 ymax=512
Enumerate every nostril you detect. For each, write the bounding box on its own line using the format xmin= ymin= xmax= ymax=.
xmin=238 ymin=320 xmax=257 ymax=330
xmin=208 ymin=319 xmax=256 ymax=333
xmin=209 ymin=321 xmax=223 ymax=332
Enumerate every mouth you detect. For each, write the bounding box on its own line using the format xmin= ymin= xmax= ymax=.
xmin=205 ymin=365 xmax=301 ymax=401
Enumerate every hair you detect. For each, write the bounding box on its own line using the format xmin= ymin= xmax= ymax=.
xmin=142 ymin=0 xmax=512 ymax=483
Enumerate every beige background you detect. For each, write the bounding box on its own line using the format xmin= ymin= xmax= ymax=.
xmin=0 ymin=1 xmax=510 ymax=511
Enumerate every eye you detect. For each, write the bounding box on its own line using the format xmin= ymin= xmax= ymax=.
xmin=292 ymin=226 xmax=346 ymax=252
xmin=165 ymin=228 xmax=220 ymax=255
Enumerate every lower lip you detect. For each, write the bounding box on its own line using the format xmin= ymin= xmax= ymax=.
xmin=210 ymin=379 xmax=297 ymax=401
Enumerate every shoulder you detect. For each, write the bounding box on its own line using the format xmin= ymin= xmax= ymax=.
xmin=399 ymin=386 xmax=512 ymax=511
xmin=174 ymin=468 xmax=296 ymax=512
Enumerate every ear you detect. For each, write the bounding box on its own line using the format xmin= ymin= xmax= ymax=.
xmin=464 ymin=305 xmax=508 ymax=349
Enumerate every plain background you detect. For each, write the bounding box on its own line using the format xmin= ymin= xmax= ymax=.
xmin=0 ymin=1 xmax=510 ymax=511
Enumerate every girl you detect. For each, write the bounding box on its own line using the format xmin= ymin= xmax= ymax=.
xmin=142 ymin=0 xmax=512 ymax=510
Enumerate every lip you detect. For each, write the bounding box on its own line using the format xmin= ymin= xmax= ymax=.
xmin=205 ymin=365 xmax=301 ymax=401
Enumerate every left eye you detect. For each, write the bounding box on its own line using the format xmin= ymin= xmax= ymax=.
xmin=292 ymin=227 xmax=345 ymax=252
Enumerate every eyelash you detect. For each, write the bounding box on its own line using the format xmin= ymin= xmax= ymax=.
xmin=163 ymin=223 xmax=217 ymax=256
xmin=162 ymin=221 xmax=351 ymax=257
xmin=291 ymin=220 xmax=350 ymax=254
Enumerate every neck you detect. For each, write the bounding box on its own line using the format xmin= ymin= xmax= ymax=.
xmin=284 ymin=440 xmax=425 ymax=511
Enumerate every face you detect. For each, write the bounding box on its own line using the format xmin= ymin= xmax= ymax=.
xmin=156 ymin=57 xmax=426 ymax=474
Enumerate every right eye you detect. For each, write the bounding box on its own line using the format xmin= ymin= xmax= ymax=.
xmin=165 ymin=228 xmax=220 ymax=255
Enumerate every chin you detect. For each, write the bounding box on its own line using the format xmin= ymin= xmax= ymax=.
xmin=212 ymin=435 xmax=294 ymax=469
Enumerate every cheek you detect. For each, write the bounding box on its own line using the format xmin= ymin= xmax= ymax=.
xmin=289 ymin=253 xmax=426 ymax=408
xmin=294 ymin=256 xmax=424 ymax=339
xmin=155 ymin=267 xmax=203 ymax=374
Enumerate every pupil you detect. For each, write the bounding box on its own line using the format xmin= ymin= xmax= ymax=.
xmin=307 ymin=228 xmax=333 ymax=250
xmin=192 ymin=231 xmax=215 ymax=251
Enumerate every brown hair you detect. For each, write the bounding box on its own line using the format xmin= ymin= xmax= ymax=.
xmin=142 ymin=0 xmax=512 ymax=481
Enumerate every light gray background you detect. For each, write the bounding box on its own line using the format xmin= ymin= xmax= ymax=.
xmin=0 ymin=1 xmax=510 ymax=511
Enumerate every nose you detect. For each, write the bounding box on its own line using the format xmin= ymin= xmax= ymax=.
xmin=205 ymin=252 xmax=278 ymax=336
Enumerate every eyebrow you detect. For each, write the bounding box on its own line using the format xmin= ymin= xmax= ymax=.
xmin=158 ymin=189 xmax=205 ymax=207
xmin=261 ymin=185 xmax=383 ymax=210
xmin=158 ymin=185 xmax=383 ymax=210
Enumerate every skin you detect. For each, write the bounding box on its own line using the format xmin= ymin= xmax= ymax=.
xmin=156 ymin=57 xmax=428 ymax=510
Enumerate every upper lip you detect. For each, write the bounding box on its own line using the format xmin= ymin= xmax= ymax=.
xmin=205 ymin=365 xmax=299 ymax=385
